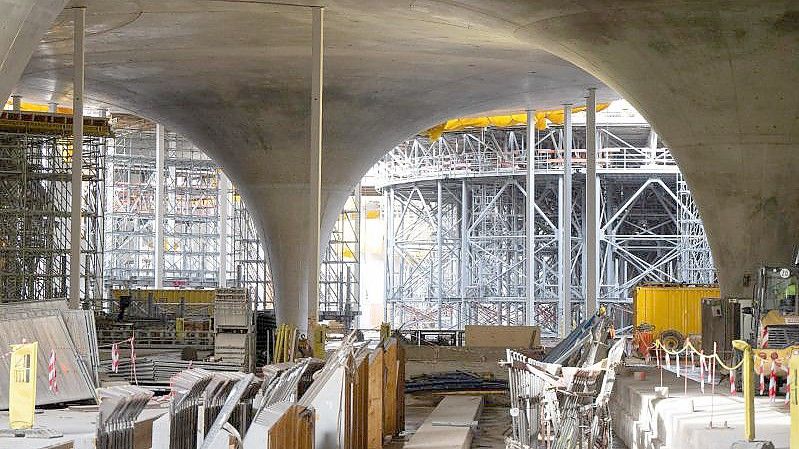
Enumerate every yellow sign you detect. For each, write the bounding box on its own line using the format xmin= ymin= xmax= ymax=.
xmin=9 ymin=342 xmax=38 ymax=430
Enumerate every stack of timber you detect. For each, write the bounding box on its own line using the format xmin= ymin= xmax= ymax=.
xmin=404 ymin=396 xmax=483 ymax=449
xmin=243 ymin=332 xmax=406 ymax=449
xmin=214 ymin=288 xmax=255 ymax=371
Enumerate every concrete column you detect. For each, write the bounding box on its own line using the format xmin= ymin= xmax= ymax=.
xmin=525 ymin=109 xmax=536 ymax=325
xmin=306 ymin=6 xmax=324 ymax=327
xmin=585 ymin=89 xmax=598 ymax=317
xmin=69 ymin=7 xmax=85 ymax=309
xmin=11 ymin=95 xmax=21 ymax=111
xmin=48 ymin=102 xmax=57 ymax=113
xmin=154 ymin=124 xmax=166 ymax=288
xmin=560 ymin=104 xmax=573 ymax=336
xmin=218 ymin=171 xmax=230 ymax=288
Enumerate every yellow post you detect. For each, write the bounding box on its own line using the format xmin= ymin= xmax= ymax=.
xmin=312 ymin=323 xmax=327 ymax=359
xmin=791 ymin=349 xmax=799 ymax=448
xmin=733 ymin=340 xmax=755 ymax=441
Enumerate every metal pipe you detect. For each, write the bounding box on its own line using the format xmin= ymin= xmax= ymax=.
xmin=525 ymin=108 xmax=536 ymax=325
xmin=154 ymin=124 xmax=166 ymax=289
xmin=218 ymin=171 xmax=230 ymax=288
xmin=437 ymin=179 xmax=443 ymax=328
xmin=460 ymin=179 xmax=468 ymax=328
xmin=733 ymin=340 xmax=755 ymax=441
xmin=585 ymin=89 xmax=598 ymax=317
xmin=307 ymin=6 xmax=324 ymax=328
xmin=561 ymin=104 xmax=573 ymax=335
xmin=69 ymin=7 xmax=85 ymax=309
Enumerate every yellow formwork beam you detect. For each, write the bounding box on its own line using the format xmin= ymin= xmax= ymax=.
xmin=791 ymin=349 xmax=799 ymax=449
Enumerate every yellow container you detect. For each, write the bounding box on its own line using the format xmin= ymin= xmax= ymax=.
xmin=633 ymin=284 xmax=720 ymax=339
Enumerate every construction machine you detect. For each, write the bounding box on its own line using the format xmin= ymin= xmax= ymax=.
xmin=749 ymin=264 xmax=799 ymax=376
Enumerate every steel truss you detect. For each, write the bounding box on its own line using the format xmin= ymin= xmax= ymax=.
xmin=0 ymin=131 xmax=104 ymax=303
xmin=377 ymin=123 xmax=716 ymax=335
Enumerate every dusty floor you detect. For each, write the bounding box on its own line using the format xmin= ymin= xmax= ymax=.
xmin=388 ymin=393 xmax=627 ymax=449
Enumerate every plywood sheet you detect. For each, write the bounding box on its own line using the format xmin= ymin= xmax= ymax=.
xmin=367 ymin=347 xmax=384 ymax=449
xmin=464 ymin=325 xmax=540 ymax=348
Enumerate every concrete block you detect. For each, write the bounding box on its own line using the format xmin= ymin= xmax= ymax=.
xmin=730 ymin=441 xmax=775 ymax=449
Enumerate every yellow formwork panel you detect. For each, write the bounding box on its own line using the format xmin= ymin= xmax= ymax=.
xmin=110 ymin=288 xmax=216 ymax=304
xmin=633 ymin=284 xmax=720 ymax=337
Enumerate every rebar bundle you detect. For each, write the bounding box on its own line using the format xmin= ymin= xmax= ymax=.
xmin=503 ymin=321 xmax=627 ymax=449
xmin=96 ymin=385 xmax=153 ymax=449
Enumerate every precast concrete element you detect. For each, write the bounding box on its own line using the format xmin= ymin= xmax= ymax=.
xmin=4 ymin=1 xmax=797 ymax=326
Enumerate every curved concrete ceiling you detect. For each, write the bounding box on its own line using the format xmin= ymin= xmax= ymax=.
xmin=13 ymin=0 xmax=616 ymax=325
xmin=8 ymin=0 xmax=799 ymax=327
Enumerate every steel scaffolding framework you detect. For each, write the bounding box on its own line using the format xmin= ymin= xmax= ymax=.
xmin=0 ymin=131 xmax=104 ymax=303
xmin=104 ymin=118 xmax=274 ymax=308
xmin=377 ymin=122 xmax=716 ymax=335
xmin=319 ymin=189 xmax=361 ymax=327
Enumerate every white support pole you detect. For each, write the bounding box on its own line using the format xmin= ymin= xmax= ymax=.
xmin=525 ymin=109 xmax=536 ymax=325
xmin=69 ymin=7 xmax=85 ymax=309
xmin=586 ymin=89 xmax=598 ymax=317
xmin=460 ymin=179 xmax=468 ymax=328
xmin=218 ymin=171 xmax=230 ymax=288
xmin=384 ymin=187 xmax=394 ymax=324
xmin=307 ymin=6 xmax=324 ymax=327
xmin=436 ymin=179 xmax=444 ymax=329
xmin=154 ymin=124 xmax=166 ymax=288
xmin=561 ymin=104 xmax=573 ymax=336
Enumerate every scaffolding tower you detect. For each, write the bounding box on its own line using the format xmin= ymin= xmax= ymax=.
xmin=104 ymin=117 xmax=273 ymax=308
xmin=319 ymin=188 xmax=361 ymax=327
xmin=377 ymin=120 xmax=716 ymax=335
xmin=0 ymin=111 xmax=106 ymax=303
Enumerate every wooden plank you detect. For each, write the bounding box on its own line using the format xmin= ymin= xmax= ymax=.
xmin=383 ymin=338 xmax=399 ymax=437
xmin=133 ymin=416 xmax=157 ymax=449
xmin=351 ymin=351 xmax=370 ymax=449
xmin=404 ymin=396 xmax=483 ymax=449
xmin=464 ymin=325 xmax=540 ymax=348
xmin=367 ymin=346 xmax=384 ymax=449
xmin=268 ymin=404 xmax=314 ymax=449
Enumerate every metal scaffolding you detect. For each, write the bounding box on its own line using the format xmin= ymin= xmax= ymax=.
xmin=103 ymin=117 xmax=273 ymax=308
xmin=377 ymin=120 xmax=716 ymax=335
xmin=0 ymin=130 xmax=104 ymax=303
xmin=319 ymin=188 xmax=361 ymax=327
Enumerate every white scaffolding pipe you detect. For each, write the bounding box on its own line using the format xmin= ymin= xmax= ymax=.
xmin=585 ymin=89 xmax=598 ymax=316
xmin=525 ymin=109 xmax=536 ymax=325
xmin=436 ymin=179 xmax=443 ymax=328
xmin=69 ymin=7 xmax=85 ymax=309
xmin=218 ymin=171 xmax=230 ymax=288
xmin=460 ymin=179 xmax=468 ymax=328
xmin=154 ymin=124 xmax=166 ymax=288
xmin=560 ymin=104 xmax=573 ymax=336
xmin=307 ymin=7 xmax=324 ymax=327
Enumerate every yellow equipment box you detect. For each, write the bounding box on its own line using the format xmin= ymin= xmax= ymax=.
xmin=634 ymin=284 xmax=720 ymax=348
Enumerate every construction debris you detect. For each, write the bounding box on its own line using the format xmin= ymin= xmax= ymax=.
xmin=503 ymin=313 xmax=626 ymax=449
